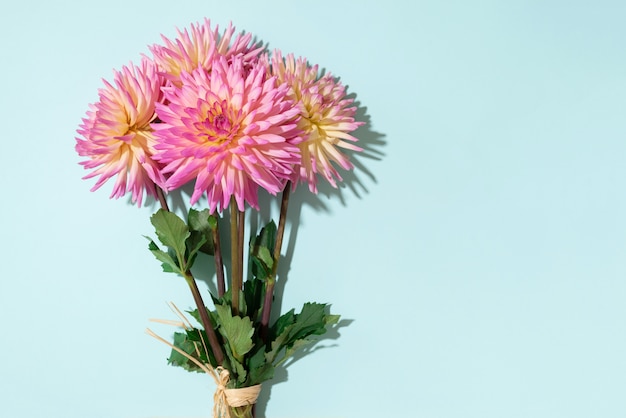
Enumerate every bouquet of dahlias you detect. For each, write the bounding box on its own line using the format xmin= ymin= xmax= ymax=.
xmin=75 ymin=19 xmax=362 ymax=418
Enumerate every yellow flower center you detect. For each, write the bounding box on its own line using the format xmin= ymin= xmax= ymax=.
xmin=195 ymin=100 xmax=242 ymax=145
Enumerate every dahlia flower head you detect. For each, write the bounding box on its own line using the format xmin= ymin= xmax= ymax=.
xmin=75 ymin=57 xmax=165 ymax=206
xmin=75 ymin=19 xmax=363 ymax=211
xmin=152 ymin=54 xmax=303 ymax=212
xmin=149 ymin=18 xmax=263 ymax=86
xmin=270 ymin=51 xmax=364 ymax=193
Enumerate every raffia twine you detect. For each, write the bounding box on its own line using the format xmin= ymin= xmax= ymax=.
xmin=212 ymin=367 xmax=262 ymax=418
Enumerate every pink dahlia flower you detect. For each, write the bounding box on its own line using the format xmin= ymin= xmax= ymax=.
xmin=149 ymin=19 xmax=262 ymax=85
xmin=271 ymin=52 xmax=363 ymax=193
xmin=152 ymin=55 xmax=302 ymax=212
xmin=75 ymin=58 xmax=165 ymax=206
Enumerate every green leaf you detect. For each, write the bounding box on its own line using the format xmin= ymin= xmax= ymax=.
xmin=265 ymin=309 xmax=296 ymax=363
xmin=213 ymin=289 xmax=248 ymax=317
xmin=185 ymin=230 xmax=207 ymax=268
xmin=145 ymin=237 xmax=184 ymax=275
xmin=267 ymin=303 xmax=336 ymax=365
xmin=255 ymin=247 xmax=273 ymax=271
xmin=256 ymin=221 xmax=277 ymax=251
xmin=215 ymin=304 xmax=254 ymax=363
xmin=266 ymin=327 xmax=292 ymax=364
xmin=187 ymin=208 xmax=216 ymax=255
xmin=243 ymin=278 xmax=264 ymax=321
xmin=250 ymin=256 xmax=270 ymax=281
xmin=177 ymin=320 xmax=223 ymax=369
xmin=183 ymin=328 xmax=211 ymax=365
xmin=168 ymin=332 xmax=204 ymax=373
xmin=272 ymin=309 xmax=296 ymax=339
xmin=249 ymin=221 xmax=277 ymax=281
xmin=150 ymin=209 xmax=190 ymax=262
xmin=147 ymin=239 xmax=159 ymax=252
xmin=325 ymin=314 xmax=341 ymax=326
xmin=290 ymin=303 xmax=328 ymax=341
xmin=188 ymin=308 xmax=218 ymax=331
xmin=222 ymin=342 xmax=248 ymax=385
xmin=247 ymin=346 xmax=274 ymax=385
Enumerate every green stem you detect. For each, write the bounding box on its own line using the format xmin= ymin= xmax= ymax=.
xmin=211 ymin=214 xmax=226 ymax=297
xmin=229 ymin=404 xmax=254 ymax=418
xmin=230 ymin=197 xmax=242 ymax=315
xmin=153 ymin=184 xmax=223 ymax=365
xmin=155 ymin=186 xmax=169 ymax=212
xmin=185 ymin=273 xmax=225 ymax=365
xmin=238 ymin=207 xmax=245 ymax=287
xmin=272 ymin=183 xmax=291 ymax=273
xmin=260 ymin=182 xmax=291 ymax=341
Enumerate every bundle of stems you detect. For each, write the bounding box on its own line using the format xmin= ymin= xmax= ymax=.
xmin=154 ymin=182 xmax=293 ymax=366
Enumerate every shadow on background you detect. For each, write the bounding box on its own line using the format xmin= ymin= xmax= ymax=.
xmin=253 ymin=101 xmax=385 ymax=417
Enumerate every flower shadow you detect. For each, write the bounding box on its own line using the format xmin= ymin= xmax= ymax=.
xmin=252 ymin=101 xmax=385 ymax=416
xmin=251 ymin=98 xmax=385 ymax=336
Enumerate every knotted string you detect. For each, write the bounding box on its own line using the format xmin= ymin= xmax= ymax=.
xmin=212 ymin=367 xmax=262 ymax=417
xmin=224 ymin=383 xmax=262 ymax=408
xmin=212 ymin=367 xmax=231 ymax=418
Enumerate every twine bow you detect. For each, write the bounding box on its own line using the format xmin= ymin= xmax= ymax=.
xmin=211 ymin=367 xmax=231 ymax=418
xmin=211 ymin=367 xmax=262 ymax=418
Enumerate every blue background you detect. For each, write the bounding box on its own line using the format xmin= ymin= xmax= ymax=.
xmin=2 ymin=1 xmax=626 ymax=417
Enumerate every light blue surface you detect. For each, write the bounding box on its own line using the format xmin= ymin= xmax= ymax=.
xmin=1 ymin=1 xmax=626 ymax=417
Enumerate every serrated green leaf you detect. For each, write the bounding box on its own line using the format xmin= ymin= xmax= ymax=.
xmin=213 ymin=289 xmax=247 ymax=317
xmin=188 ymin=208 xmax=211 ymax=231
xmin=267 ymin=303 xmax=334 ymax=365
xmin=147 ymin=238 xmax=159 ymax=252
xmin=250 ymin=257 xmax=270 ymax=281
xmin=160 ymin=262 xmax=177 ymax=274
xmin=290 ymin=303 xmax=328 ymax=341
xmin=188 ymin=308 xmax=217 ymax=330
xmin=249 ymin=221 xmax=277 ymax=281
xmin=178 ymin=321 xmax=223 ymax=369
xmin=266 ymin=325 xmax=293 ymax=364
xmin=215 ymin=304 xmax=254 ymax=363
xmin=146 ymin=238 xmax=184 ymax=275
xmin=168 ymin=332 xmax=204 ymax=373
xmin=256 ymin=221 xmax=277 ymax=251
xmin=265 ymin=309 xmax=295 ymax=363
xmin=211 ymin=288 xmax=231 ymax=308
xmin=183 ymin=329 xmax=212 ymax=365
xmin=248 ymin=346 xmax=274 ymax=385
xmin=272 ymin=309 xmax=296 ymax=339
xmin=187 ymin=208 xmax=215 ymax=255
xmin=185 ymin=230 xmax=207 ymax=268
xmin=150 ymin=209 xmax=190 ymax=262
xmin=222 ymin=342 xmax=248 ymax=385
